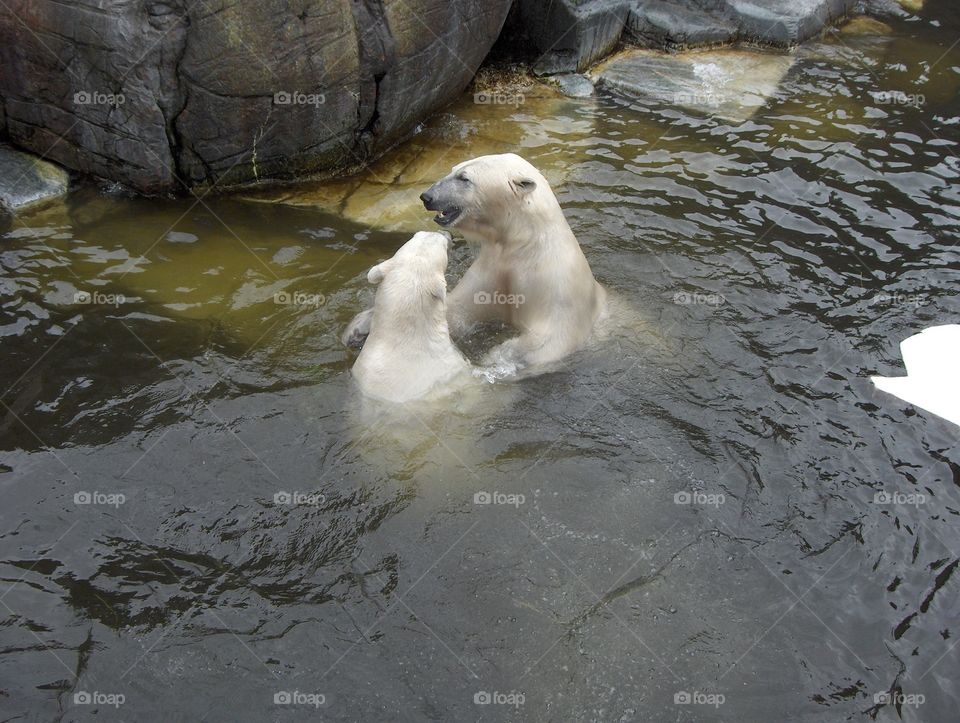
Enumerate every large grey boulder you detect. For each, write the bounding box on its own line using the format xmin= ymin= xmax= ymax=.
xmin=0 ymin=145 xmax=69 ymax=213
xmin=626 ymin=0 xmax=857 ymax=49
xmin=517 ymin=0 xmax=857 ymax=71
xmin=726 ymin=0 xmax=854 ymax=45
xmin=519 ymin=0 xmax=633 ymax=74
xmin=0 ymin=0 xmax=513 ymax=193
xmin=628 ymin=1 xmax=740 ymax=50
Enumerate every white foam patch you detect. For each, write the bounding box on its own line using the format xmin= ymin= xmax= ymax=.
xmin=473 ymin=360 xmax=520 ymax=383
xmin=871 ymin=324 xmax=960 ymax=427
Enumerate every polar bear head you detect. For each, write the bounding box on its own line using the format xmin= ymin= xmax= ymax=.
xmin=353 ymin=230 xmax=469 ymax=402
xmin=420 ymin=153 xmax=561 ymax=243
xmin=366 ymin=230 xmax=451 ymax=331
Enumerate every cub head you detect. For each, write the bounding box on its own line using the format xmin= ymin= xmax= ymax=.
xmin=367 ymin=231 xmax=451 ymax=328
xmin=419 ymin=153 xmax=554 ymax=242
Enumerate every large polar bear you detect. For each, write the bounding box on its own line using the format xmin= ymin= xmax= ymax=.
xmin=344 ymin=153 xmax=607 ymax=370
xmin=351 ymin=231 xmax=470 ymax=402
xmin=420 ymin=153 xmax=607 ymax=367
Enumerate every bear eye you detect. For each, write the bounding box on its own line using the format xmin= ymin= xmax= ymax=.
xmin=456 ymin=173 xmax=470 ymax=183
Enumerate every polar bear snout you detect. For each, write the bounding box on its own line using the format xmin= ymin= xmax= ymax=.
xmin=421 ymin=182 xmax=463 ymax=227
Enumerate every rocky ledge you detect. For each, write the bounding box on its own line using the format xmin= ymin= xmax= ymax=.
xmin=0 ymin=0 xmax=918 ymax=195
xmin=0 ymin=0 xmax=513 ymax=194
xmin=520 ymin=0 xmax=859 ymax=74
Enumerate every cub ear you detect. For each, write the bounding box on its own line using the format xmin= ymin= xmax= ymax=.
xmin=367 ymin=260 xmax=392 ymax=284
xmin=511 ymin=176 xmax=537 ymax=196
xmin=427 ymin=274 xmax=447 ymax=302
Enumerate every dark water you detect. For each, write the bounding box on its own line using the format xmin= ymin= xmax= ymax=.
xmin=2 ymin=5 xmax=959 ymax=722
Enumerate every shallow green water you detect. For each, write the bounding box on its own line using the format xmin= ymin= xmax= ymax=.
xmin=2 ymin=5 xmax=959 ymax=721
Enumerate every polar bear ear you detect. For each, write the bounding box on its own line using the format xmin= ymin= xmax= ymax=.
xmin=426 ymin=274 xmax=446 ymax=302
xmin=367 ymin=260 xmax=392 ymax=284
xmin=511 ymin=176 xmax=537 ymax=196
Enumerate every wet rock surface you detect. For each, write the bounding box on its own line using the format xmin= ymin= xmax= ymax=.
xmin=589 ymin=12 xmax=901 ymax=122
xmin=0 ymin=145 xmax=69 ymax=213
xmin=592 ymin=48 xmax=795 ymax=122
xmin=0 ymin=0 xmax=888 ymax=195
xmin=519 ymin=0 xmax=859 ymax=72
xmin=0 ymin=0 xmax=513 ymax=193
xmin=240 ymin=81 xmax=595 ymax=232
xmin=627 ymin=0 xmax=741 ymax=50
xmin=521 ymin=0 xmax=633 ymax=74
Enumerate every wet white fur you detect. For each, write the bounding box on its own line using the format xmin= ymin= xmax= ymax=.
xmin=352 ymin=232 xmax=470 ymax=402
xmin=440 ymin=153 xmax=607 ymax=367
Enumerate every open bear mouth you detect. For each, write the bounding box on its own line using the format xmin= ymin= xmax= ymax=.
xmin=431 ymin=205 xmax=461 ymax=227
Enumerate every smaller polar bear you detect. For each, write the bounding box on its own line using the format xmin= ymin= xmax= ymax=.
xmin=351 ymin=231 xmax=470 ymax=403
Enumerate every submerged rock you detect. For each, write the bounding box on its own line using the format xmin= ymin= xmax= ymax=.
xmin=862 ymin=0 xmax=921 ymax=16
xmin=0 ymin=0 xmax=513 ymax=194
xmin=592 ymin=48 xmax=794 ymax=122
xmin=838 ymin=15 xmax=894 ymax=36
xmin=897 ymin=0 xmax=924 ymax=12
xmin=0 ymin=146 xmax=69 ymax=214
xmin=552 ymin=74 xmax=597 ymax=98
xmin=796 ymin=14 xmax=893 ymax=67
